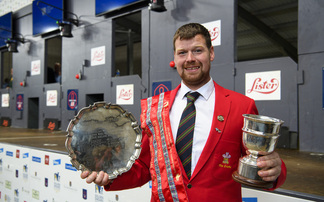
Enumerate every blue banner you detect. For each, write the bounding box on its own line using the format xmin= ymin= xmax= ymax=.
xmin=0 ymin=12 xmax=12 ymax=48
xmin=32 ymin=0 xmax=63 ymax=36
xmin=96 ymin=0 xmax=146 ymax=16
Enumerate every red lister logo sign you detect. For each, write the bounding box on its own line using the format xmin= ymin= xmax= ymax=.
xmin=92 ymin=50 xmax=104 ymax=62
xmin=48 ymin=122 xmax=56 ymax=131
xmin=247 ymin=78 xmax=279 ymax=94
xmin=209 ymin=26 xmax=220 ymax=42
xmin=91 ymin=46 xmax=105 ymax=66
xmin=116 ymin=84 xmax=134 ymax=105
xmin=2 ymin=120 xmax=9 ymax=127
xmin=245 ymin=71 xmax=281 ymax=101
xmin=118 ymin=89 xmax=132 ymax=100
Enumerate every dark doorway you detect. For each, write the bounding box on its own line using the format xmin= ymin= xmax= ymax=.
xmin=86 ymin=94 xmax=104 ymax=106
xmin=28 ymin=98 xmax=39 ymax=129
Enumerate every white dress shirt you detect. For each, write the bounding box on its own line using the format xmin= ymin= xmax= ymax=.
xmin=169 ymin=78 xmax=215 ymax=175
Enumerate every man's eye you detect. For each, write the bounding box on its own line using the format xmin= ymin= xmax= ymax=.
xmin=178 ymin=51 xmax=186 ymax=55
xmin=194 ymin=49 xmax=202 ymax=53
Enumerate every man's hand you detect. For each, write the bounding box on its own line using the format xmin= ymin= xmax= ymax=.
xmin=81 ymin=170 xmax=112 ymax=186
xmin=256 ymin=151 xmax=282 ymax=182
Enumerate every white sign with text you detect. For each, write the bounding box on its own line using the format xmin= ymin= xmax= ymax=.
xmin=46 ymin=90 xmax=58 ymax=106
xmin=91 ymin=46 xmax=105 ymax=66
xmin=203 ymin=20 xmax=221 ymax=47
xmin=31 ymin=60 xmax=41 ymax=76
xmin=116 ymin=84 xmax=134 ymax=105
xmin=1 ymin=93 xmax=9 ymax=107
xmin=245 ymin=70 xmax=281 ymax=101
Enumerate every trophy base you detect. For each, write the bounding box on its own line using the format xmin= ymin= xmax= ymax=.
xmin=232 ymin=171 xmax=273 ymax=189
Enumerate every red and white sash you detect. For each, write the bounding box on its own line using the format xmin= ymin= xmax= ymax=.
xmin=141 ymin=91 xmax=189 ymax=202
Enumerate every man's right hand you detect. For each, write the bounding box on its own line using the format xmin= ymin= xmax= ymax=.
xmin=81 ymin=170 xmax=112 ymax=186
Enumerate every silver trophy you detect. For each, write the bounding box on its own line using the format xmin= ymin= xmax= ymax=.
xmin=65 ymin=102 xmax=142 ymax=179
xmin=232 ymin=114 xmax=284 ymax=189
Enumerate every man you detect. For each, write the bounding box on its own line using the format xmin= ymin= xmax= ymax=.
xmin=81 ymin=23 xmax=286 ymax=201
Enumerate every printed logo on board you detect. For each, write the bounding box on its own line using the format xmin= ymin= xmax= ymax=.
xmin=23 ymin=164 xmax=28 ymax=181
xmin=67 ymin=90 xmax=78 ymax=110
xmin=247 ymin=78 xmax=279 ymax=94
xmin=46 ymin=90 xmax=58 ymax=106
xmin=45 ymin=155 xmax=49 ymax=165
xmin=245 ymin=71 xmax=281 ymax=101
xmin=6 ymin=151 xmax=13 ymax=157
xmin=32 ymin=156 xmax=41 ymax=163
xmin=83 ymin=189 xmax=87 ymax=200
xmin=53 ymin=159 xmax=61 ymax=165
xmin=118 ymin=89 xmax=132 ymax=100
xmin=91 ymin=46 xmax=105 ymax=66
xmin=16 ymin=94 xmax=24 ymax=111
xmin=152 ymin=81 xmax=172 ymax=96
xmin=54 ymin=172 xmax=61 ymax=192
xmin=202 ymin=20 xmax=221 ymax=46
xmin=48 ymin=122 xmax=56 ymax=131
xmin=65 ymin=163 xmax=77 ymax=171
xmin=23 ymin=153 xmax=29 ymax=158
xmin=116 ymin=84 xmax=134 ymax=105
xmin=45 ymin=178 xmax=48 ymax=187
xmin=2 ymin=120 xmax=9 ymax=127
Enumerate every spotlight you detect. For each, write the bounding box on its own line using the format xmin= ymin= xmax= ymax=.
xmin=57 ymin=21 xmax=73 ymax=37
xmin=6 ymin=39 xmax=18 ymax=52
xmin=149 ymin=0 xmax=167 ymax=12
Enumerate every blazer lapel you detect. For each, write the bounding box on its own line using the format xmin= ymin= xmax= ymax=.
xmin=190 ymin=82 xmax=232 ymax=180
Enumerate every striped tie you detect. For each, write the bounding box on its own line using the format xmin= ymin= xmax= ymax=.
xmin=176 ymin=92 xmax=200 ymax=179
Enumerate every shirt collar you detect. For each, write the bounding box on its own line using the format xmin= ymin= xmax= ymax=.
xmin=179 ymin=78 xmax=214 ymax=101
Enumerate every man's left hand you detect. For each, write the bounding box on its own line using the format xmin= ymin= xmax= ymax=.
xmin=256 ymin=151 xmax=282 ymax=182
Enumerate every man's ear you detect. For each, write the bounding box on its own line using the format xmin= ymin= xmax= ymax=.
xmin=210 ymin=46 xmax=215 ymax=61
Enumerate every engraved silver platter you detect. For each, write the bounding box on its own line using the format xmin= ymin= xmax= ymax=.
xmin=65 ymin=102 xmax=142 ymax=179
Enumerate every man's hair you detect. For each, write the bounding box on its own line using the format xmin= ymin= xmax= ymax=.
xmin=173 ymin=23 xmax=212 ymax=51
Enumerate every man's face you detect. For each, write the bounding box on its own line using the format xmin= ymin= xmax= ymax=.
xmin=174 ymin=34 xmax=215 ymax=90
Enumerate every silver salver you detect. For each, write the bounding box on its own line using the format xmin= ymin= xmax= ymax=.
xmin=65 ymin=102 xmax=142 ymax=179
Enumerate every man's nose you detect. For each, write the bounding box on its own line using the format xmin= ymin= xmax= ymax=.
xmin=186 ymin=51 xmax=196 ymax=62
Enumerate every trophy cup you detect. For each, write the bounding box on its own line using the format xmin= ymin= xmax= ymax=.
xmin=65 ymin=102 xmax=142 ymax=179
xmin=232 ymin=114 xmax=284 ymax=189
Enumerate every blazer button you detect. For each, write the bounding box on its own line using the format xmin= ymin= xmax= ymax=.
xmin=187 ymin=183 xmax=192 ymax=189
